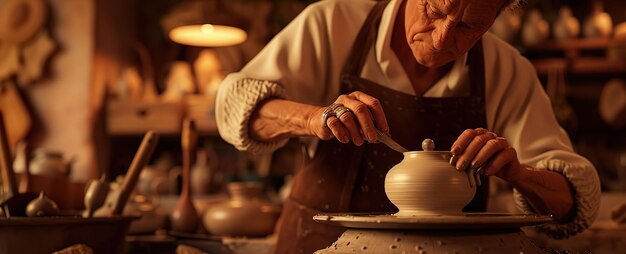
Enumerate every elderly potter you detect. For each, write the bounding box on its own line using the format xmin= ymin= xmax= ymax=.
xmin=216 ymin=0 xmax=601 ymax=253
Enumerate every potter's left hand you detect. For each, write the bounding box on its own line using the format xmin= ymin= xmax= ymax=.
xmin=449 ymin=128 xmax=523 ymax=182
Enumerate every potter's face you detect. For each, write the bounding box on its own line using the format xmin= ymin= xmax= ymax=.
xmin=404 ymin=0 xmax=504 ymax=67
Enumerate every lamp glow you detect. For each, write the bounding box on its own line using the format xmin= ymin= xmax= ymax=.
xmin=169 ymin=24 xmax=247 ymax=47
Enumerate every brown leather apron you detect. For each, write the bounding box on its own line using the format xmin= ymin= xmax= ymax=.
xmin=274 ymin=1 xmax=488 ymax=253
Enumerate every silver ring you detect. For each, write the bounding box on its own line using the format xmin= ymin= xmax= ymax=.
xmin=334 ymin=106 xmax=351 ymax=119
xmin=321 ymin=103 xmax=343 ymax=127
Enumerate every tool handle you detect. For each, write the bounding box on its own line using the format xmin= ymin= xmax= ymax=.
xmin=0 ymin=112 xmax=17 ymax=197
xmin=111 ymin=131 xmax=159 ymax=215
xmin=181 ymin=119 xmax=196 ymax=197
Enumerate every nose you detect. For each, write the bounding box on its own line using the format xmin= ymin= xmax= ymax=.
xmin=432 ymin=21 xmax=455 ymax=50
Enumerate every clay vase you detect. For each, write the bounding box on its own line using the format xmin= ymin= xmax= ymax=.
xmin=203 ymin=182 xmax=280 ymax=237
xmin=583 ymin=1 xmax=613 ymax=38
xmin=553 ymin=6 xmax=580 ymax=40
xmin=521 ymin=9 xmax=549 ymax=47
xmin=385 ymin=139 xmax=476 ymax=216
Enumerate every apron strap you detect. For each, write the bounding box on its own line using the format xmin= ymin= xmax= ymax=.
xmin=340 ymin=0 xmax=390 ymax=80
xmin=467 ymin=39 xmax=486 ymax=98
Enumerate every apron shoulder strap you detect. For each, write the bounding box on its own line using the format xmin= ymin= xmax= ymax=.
xmin=467 ymin=38 xmax=486 ymax=97
xmin=341 ymin=0 xmax=390 ymax=80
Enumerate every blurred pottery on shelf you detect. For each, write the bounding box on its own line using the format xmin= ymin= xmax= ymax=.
xmin=193 ymin=49 xmax=224 ymax=97
xmin=583 ymin=1 xmax=613 ymax=38
xmin=191 ymin=149 xmax=212 ymax=195
xmin=489 ymin=9 xmax=521 ymax=43
xmin=28 ymin=149 xmax=72 ymax=178
xmin=522 ymin=9 xmax=549 ymax=47
xmin=203 ymin=182 xmax=280 ymax=237
xmin=162 ymin=61 xmax=196 ymax=102
xmin=385 ymin=139 xmax=477 ymax=216
xmin=599 ymin=79 xmax=626 ymax=128
xmin=25 ymin=191 xmax=59 ymax=217
xmin=553 ymin=6 xmax=580 ymax=40
xmin=608 ymin=11 xmax=626 ymax=61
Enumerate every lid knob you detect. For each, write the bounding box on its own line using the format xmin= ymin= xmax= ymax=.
xmin=421 ymin=139 xmax=435 ymax=151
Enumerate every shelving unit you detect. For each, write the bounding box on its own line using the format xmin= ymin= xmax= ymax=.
xmin=524 ymin=37 xmax=626 ymax=76
xmin=106 ymin=95 xmax=218 ymax=136
xmin=521 ymin=37 xmax=626 ymax=192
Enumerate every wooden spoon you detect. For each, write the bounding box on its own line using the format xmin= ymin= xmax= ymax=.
xmin=170 ymin=119 xmax=199 ymax=233
xmin=95 ymin=131 xmax=159 ymax=216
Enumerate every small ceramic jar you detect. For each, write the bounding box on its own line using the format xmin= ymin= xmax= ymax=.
xmin=583 ymin=1 xmax=613 ymax=38
xmin=522 ymin=9 xmax=549 ymax=47
xmin=553 ymin=6 xmax=580 ymax=40
xmin=203 ymin=182 xmax=280 ymax=237
xmin=385 ymin=139 xmax=476 ymax=216
xmin=29 ymin=150 xmax=71 ymax=177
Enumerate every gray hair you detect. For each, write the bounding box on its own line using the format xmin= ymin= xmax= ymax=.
xmin=503 ymin=0 xmax=525 ymax=11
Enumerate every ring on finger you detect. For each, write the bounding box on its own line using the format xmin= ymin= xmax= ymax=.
xmin=321 ymin=103 xmax=343 ymax=127
xmin=334 ymin=106 xmax=352 ymax=119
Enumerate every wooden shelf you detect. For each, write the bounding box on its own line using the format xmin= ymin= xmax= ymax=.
xmin=106 ymin=95 xmax=218 ymax=136
xmin=532 ymin=57 xmax=626 ymax=76
xmin=525 ymin=37 xmax=626 ymax=53
xmin=526 ymin=37 xmax=626 ymax=76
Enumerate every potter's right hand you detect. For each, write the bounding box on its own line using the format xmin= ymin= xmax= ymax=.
xmin=308 ymin=91 xmax=389 ymax=146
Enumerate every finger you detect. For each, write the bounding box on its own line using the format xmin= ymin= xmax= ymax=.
xmin=454 ymin=132 xmax=498 ymax=171
xmin=326 ymin=117 xmax=350 ymax=144
xmin=349 ymin=91 xmax=389 ymax=134
xmin=480 ymin=147 xmax=517 ymax=176
xmin=338 ymin=111 xmax=364 ymax=146
xmin=450 ymin=128 xmax=489 ymax=155
xmin=471 ymin=137 xmax=508 ymax=170
xmin=338 ymin=96 xmax=378 ymax=142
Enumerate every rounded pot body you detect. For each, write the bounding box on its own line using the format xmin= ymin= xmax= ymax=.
xmin=29 ymin=150 xmax=70 ymax=177
xmin=203 ymin=182 xmax=279 ymax=237
xmin=385 ymin=152 xmax=475 ymax=216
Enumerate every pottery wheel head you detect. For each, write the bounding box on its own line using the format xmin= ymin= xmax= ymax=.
xmin=421 ymin=139 xmax=435 ymax=151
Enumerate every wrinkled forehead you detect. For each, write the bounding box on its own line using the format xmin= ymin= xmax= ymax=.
xmin=427 ymin=0 xmax=503 ymax=17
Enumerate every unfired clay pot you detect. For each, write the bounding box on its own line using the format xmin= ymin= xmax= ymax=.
xmin=203 ymin=182 xmax=280 ymax=237
xmin=385 ymin=139 xmax=476 ymax=216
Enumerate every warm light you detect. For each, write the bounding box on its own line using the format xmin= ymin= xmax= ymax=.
xmin=169 ymin=24 xmax=247 ymax=47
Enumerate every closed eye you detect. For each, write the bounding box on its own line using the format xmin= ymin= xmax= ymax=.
xmin=426 ymin=3 xmax=445 ymax=19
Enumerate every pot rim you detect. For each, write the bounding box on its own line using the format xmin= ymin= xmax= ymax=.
xmin=403 ymin=151 xmax=452 ymax=155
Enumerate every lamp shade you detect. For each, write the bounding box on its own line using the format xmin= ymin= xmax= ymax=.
xmin=162 ymin=0 xmax=248 ymax=47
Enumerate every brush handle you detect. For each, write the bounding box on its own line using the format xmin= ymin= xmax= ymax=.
xmin=111 ymin=131 xmax=159 ymax=215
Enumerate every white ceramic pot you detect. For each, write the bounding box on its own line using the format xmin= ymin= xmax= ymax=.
xmin=522 ymin=9 xmax=549 ymax=47
xmin=553 ymin=6 xmax=580 ymax=40
xmin=385 ymin=139 xmax=476 ymax=216
xmin=583 ymin=2 xmax=613 ymax=38
xmin=489 ymin=10 xmax=522 ymax=43
xmin=29 ymin=150 xmax=71 ymax=178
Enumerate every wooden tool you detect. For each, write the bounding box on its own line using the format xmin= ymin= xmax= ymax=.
xmin=0 ymin=112 xmax=37 ymax=216
xmin=0 ymin=81 xmax=32 ymax=152
xmin=95 ymin=131 xmax=159 ymax=216
xmin=170 ymin=119 xmax=199 ymax=233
